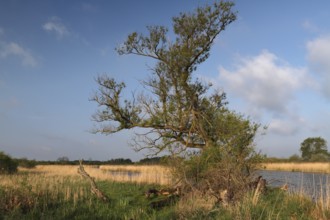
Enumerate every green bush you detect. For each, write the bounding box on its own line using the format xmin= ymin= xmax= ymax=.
xmin=309 ymin=153 xmax=330 ymax=162
xmin=16 ymin=158 xmax=37 ymax=168
xmin=0 ymin=152 xmax=18 ymax=174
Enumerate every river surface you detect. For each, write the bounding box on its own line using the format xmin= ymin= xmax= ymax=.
xmin=106 ymin=169 xmax=330 ymax=200
xmin=258 ymin=170 xmax=330 ymax=200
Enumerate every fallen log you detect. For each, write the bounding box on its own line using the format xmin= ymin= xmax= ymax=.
xmin=145 ymin=187 xmax=181 ymax=198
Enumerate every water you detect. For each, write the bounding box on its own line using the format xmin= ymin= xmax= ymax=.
xmin=258 ymin=170 xmax=330 ymax=200
xmin=107 ymin=170 xmax=141 ymax=181
xmin=108 ymin=170 xmax=141 ymax=177
xmin=106 ymin=169 xmax=330 ymax=200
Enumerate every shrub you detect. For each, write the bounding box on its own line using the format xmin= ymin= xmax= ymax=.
xmin=16 ymin=158 xmax=37 ymax=168
xmin=309 ymin=153 xmax=330 ymax=162
xmin=0 ymin=152 xmax=18 ymax=174
xmin=288 ymin=154 xmax=302 ymax=162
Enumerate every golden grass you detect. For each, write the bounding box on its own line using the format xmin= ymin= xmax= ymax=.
xmin=99 ymin=165 xmax=172 ymax=185
xmin=0 ymin=171 xmax=91 ymax=206
xmin=17 ymin=164 xmax=172 ymax=185
xmin=0 ymin=164 xmax=172 ymax=211
xmin=261 ymin=162 xmax=330 ymax=173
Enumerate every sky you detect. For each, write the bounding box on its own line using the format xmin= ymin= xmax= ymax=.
xmin=1 ymin=0 xmax=330 ymax=161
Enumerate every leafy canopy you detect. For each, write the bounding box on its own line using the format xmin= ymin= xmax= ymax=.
xmin=0 ymin=151 xmax=18 ymax=174
xmin=91 ymin=1 xmax=258 ymax=159
xmin=300 ymin=137 xmax=328 ymax=161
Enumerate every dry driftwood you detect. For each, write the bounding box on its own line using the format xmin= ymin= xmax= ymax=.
xmin=252 ymin=176 xmax=267 ymax=205
xmin=145 ymin=187 xmax=181 ymax=198
xmin=77 ymin=160 xmax=108 ymax=202
xmin=280 ymin=183 xmax=289 ymax=191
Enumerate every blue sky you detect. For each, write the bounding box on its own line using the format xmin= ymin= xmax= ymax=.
xmin=1 ymin=1 xmax=330 ymax=161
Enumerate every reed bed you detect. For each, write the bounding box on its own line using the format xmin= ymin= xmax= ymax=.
xmin=18 ymin=164 xmax=172 ymax=185
xmin=288 ymin=175 xmax=330 ymax=219
xmin=261 ymin=162 xmax=330 ymax=173
xmin=0 ymin=169 xmax=176 ymax=219
xmin=0 ymin=172 xmax=91 ymax=214
xmin=99 ymin=165 xmax=172 ymax=185
xmin=2 ymin=165 xmax=330 ymax=219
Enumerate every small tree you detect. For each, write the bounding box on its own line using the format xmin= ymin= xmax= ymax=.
xmin=16 ymin=158 xmax=37 ymax=168
xmin=300 ymin=137 xmax=328 ymax=161
xmin=92 ymin=1 xmax=261 ymax=201
xmin=0 ymin=151 xmax=18 ymax=174
xmin=57 ymin=156 xmax=69 ymax=164
xmin=288 ymin=154 xmax=301 ymax=162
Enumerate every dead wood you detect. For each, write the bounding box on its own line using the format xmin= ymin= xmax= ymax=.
xmin=145 ymin=187 xmax=181 ymax=198
xmin=280 ymin=183 xmax=288 ymax=191
xmin=252 ymin=176 xmax=267 ymax=205
xmin=77 ymin=160 xmax=108 ymax=202
xmin=145 ymin=188 xmax=160 ymax=198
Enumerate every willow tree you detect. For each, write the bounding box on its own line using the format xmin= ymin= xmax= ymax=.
xmin=92 ymin=1 xmax=261 ymax=200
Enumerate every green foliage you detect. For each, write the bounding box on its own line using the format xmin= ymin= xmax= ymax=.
xmin=107 ymin=158 xmax=133 ymax=165
xmin=91 ymin=1 xmax=240 ymax=153
xmin=92 ymin=0 xmax=261 ymax=205
xmin=15 ymin=158 xmax=37 ymax=168
xmin=57 ymin=156 xmax=69 ymax=162
xmin=172 ymin=136 xmax=263 ymax=200
xmin=309 ymin=153 xmax=329 ymax=162
xmin=0 ymin=151 xmax=18 ymax=174
xmin=300 ymin=137 xmax=329 ymax=161
xmin=288 ymin=154 xmax=302 ymax=162
xmin=138 ymin=157 xmax=162 ymax=165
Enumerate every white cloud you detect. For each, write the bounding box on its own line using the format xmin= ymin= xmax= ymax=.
xmin=306 ymin=35 xmax=330 ymax=100
xmin=42 ymin=17 xmax=90 ymax=46
xmin=302 ymin=20 xmax=320 ymax=33
xmin=42 ymin=17 xmax=70 ymax=38
xmin=81 ymin=3 xmax=98 ymax=12
xmin=268 ymin=114 xmax=305 ymax=136
xmin=219 ymin=51 xmax=307 ymax=115
xmin=0 ymin=41 xmax=38 ymax=67
xmin=307 ymin=35 xmax=330 ymax=70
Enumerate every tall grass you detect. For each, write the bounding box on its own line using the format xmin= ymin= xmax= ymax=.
xmin=174 ymin=186 xmax=330 ymax=219
xmin=262 ymin=162 xmax=330 ymax=173
xmin=3 ymin=165 xmax=330 ymax=219
xmin=99 ymin=165 xmax=172 ymax=185
xmin=0 ymin=168 xmax=176 ymax=219
xmin=18 ymin=164 xmax=172 ymax=185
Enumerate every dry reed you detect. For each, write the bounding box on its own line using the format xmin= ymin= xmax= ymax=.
xmin=99 ymin=165 xmax=172 ymax=185
xmin=0 ymin=164 xmax=172 ymax=213
xmin=0 ymin=172 xmax=91 ymax=205
xmin=261 ymin=162 xmax=330 ymax=173
xmin=17 ymin=164 xmax=172 ymax=185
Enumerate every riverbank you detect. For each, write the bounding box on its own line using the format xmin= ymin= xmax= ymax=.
xmin=1 ymin=165 xmax=330 ymax=219
xmin=261 ymin=162 xmax=330 ymax=174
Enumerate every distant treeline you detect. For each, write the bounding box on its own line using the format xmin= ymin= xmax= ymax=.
xmin=14 ymin=155 xmax=329 ymax=168
xmin=14 ymin=156 xmax=168 ymax=167
xmin=3 ymin=154 xmax=329 ymax=174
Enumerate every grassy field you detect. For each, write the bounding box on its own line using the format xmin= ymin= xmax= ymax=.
xmin=1 ymin=165 xmax=330 ymax=219
xmin=0 ymin=165 xmax=176 ymax=219
xmin=261 ymin=162 xmax=330 ymax=173
xmin=18 ymin=164 xmax=173 ymax=185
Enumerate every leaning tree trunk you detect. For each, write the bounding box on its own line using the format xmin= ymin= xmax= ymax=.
xmin=77 ymin=160 xmax=108 ymax=202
